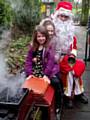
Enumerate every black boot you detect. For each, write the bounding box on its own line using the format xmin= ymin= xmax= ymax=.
xmin=77 ymin=93 xmax=88 ymax=104
xmin=87 ymin=57 xmax=90 ymax=61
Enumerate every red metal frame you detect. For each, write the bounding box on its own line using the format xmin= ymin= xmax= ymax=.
xmin=17 ymin=92 xmax=34 ymax=120
xmin=17 ymin=85 xmax=56 ymax=120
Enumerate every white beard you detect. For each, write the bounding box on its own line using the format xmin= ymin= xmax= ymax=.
xmin=53 ymin=18 xmax=75 ymax=54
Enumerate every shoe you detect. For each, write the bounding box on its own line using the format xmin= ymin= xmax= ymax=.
xmin=56 ymin=108 xmax=61 ymax=120
xmin=84 ymin=58 xmax=90 ymax=61
xmin=79 ymin=94 xmax=88 ymax=104
xmin=56 ymin=108 xmax=60 ymax=114
xmin=87 ymin=58 xmax=90 ymax=61
xmin=66 ymin=100 xmax=73 ymax=109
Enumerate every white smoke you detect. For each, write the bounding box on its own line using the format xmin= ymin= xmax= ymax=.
xmin=0 ymin=53 xmax=26 ymax=96
xmin=0 ymin=53 xmax=8 ymax=86
xmin=0 ymin=29 xmax=11 ymax=49
xmin=0 ymin=30 xmax=26 ymax=97
xmin=0 ymin=1 xmax=27 ymax=99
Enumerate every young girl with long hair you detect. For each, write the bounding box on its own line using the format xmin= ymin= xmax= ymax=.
xmin=25 ymin=25 xmax=61 ymax=112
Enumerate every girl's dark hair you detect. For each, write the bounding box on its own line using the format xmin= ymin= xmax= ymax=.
xmin=32 ymin=25 xmax=49 ymax=51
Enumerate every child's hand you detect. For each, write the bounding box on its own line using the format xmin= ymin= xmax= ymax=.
xmin=43 ymin=75 xmax=50 ymax=84
xmin=32 ymin=57 xmax=37 ymax=62
xmin=26 ymin=75 xmax=34 ymax=80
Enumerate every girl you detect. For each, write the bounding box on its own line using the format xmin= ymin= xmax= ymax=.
xmin=40 ymin=19 xmax=64 ymax=113
xmin=25 ymin=25 xmax=61 ymax=112
xmin=40 ymin=18 xmax=61 ymax=62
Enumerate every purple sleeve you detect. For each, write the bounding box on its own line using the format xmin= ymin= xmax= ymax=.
xmin=25 ymin=47 xmax=33 ymax=76
xmin=44 ymin=47 xmax=55 ymax=77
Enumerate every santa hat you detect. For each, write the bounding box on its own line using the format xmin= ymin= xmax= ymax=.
xmin=55 ymin=1 xmax=73 ymax=17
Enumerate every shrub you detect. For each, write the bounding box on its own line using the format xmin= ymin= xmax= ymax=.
xmin=5 ymin=36 xmax=31 ymax=74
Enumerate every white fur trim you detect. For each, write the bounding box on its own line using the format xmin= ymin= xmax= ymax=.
xmin=64 ymin=71 xmax=84 ymax=96
xmin=71 ymin=49 xmax=77 ymax=57
xmin=56 ymin=7 xmax=72 ymax=17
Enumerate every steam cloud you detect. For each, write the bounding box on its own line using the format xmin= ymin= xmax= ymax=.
xmin=0 ymin=30 xmax=26 ymax=97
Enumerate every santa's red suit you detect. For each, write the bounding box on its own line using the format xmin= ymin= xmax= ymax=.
xmin=60 ymin=55 xmax=85 ymax=96
xmin=52 ymin=1 xmax=85 ymax=97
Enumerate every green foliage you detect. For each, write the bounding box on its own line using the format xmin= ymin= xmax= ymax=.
xmin=13 ymin=0 xmax=41 ymax=33
xmin=1 ymin=0 xmax=42 ymax=74
xmin=5 ymin=36 xmax=31 ymax=74
xmin=0 ymin=0 xmax=13 ymax=28
xmin=80 ymin=0 xmax=89 ymax=25
xmin=0 ymin=0 xmax=41 ymax=31
xmin=0 ymin=1 xmax=4 ymax=25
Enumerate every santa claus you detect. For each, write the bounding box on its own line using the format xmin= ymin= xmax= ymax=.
xmin=52 ymin=1 xmax=88 ymax=108
xmin=52 ymin=1 xmax=76 ymax=58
